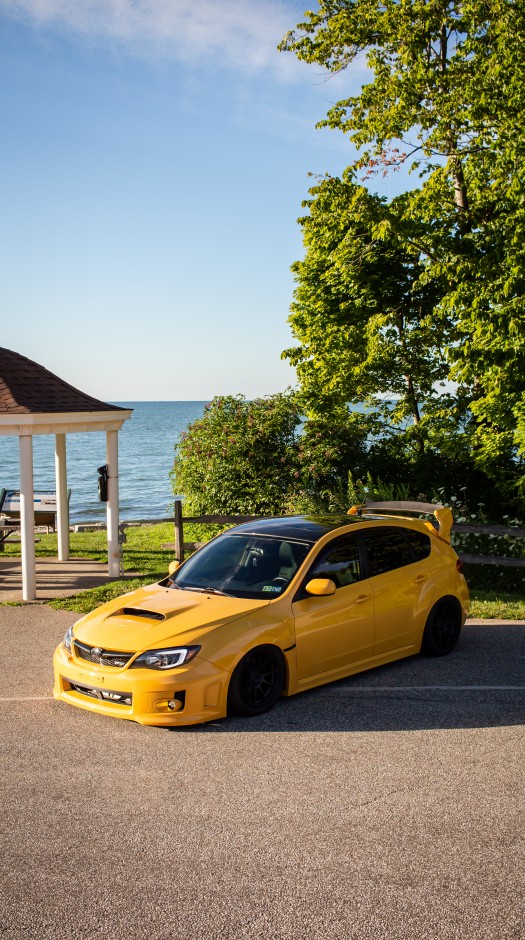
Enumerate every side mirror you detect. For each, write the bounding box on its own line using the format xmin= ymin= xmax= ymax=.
xmin=305 ymin=578 xmax=336 ymax=597
xmin=168 ymin=560 xmax=180 ymax=576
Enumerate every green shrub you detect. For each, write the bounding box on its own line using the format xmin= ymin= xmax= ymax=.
xmin=171 ymin=393 xmax=302 ymax=515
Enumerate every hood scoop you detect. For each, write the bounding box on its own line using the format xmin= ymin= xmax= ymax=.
xmin=119 ymin=607 xmax=166 ymax=622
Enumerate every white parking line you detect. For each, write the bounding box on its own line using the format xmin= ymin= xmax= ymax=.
xmin=1 ymin=686 xmax=524 ymax=703
xmin=329 ymin=685 xmax=525 ymax=692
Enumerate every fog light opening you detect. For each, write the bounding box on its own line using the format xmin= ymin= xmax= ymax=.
xmin=153 ymin=695 xmax=184 ymax=714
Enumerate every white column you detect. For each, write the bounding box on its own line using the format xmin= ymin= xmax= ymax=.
xmin=106 ymin=430 xmax=120 ymax=579
xmin=19 ymin=433 xmax=36 ymax=601
xmin=55 ymin=433 xmax=69 ymax=561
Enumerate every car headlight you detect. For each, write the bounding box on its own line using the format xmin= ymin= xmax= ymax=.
xmin=63 ymin=626 xmax=74 ymax=652
xmin=131 ymin=646 xmax=200 ymax=670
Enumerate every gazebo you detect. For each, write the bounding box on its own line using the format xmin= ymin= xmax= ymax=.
xmin=0 ymin=347 xmax=132 ymax=600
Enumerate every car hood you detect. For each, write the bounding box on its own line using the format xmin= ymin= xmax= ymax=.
xmin=73 ymin=582 xmax=271 ymax=651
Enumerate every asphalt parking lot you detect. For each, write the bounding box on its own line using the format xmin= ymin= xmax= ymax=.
xmin=1 ymin=606 xmax=524 ymax=940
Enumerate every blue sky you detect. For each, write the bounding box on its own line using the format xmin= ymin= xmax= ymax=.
xmin=0 ymin=0 xmax=396 ymax=401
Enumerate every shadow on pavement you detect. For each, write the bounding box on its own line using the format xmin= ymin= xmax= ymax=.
xmin=175 ymin=622 xmax=525 ymax=734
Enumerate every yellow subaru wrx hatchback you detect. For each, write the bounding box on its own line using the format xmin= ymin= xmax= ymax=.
xmin=53 ymin=503 xmax=469 ymax=726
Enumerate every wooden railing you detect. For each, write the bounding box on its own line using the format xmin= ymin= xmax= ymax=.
xmin=454 ymin=524 xmax=525 ymax=568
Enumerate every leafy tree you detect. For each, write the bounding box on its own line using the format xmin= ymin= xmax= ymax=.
xmin=283 ymin=172 xmax=458 ymax=458
xmin=171 ymin=393 xmax=302 ymax=515
xmin=280 ymin=0 xmax=525 ymax=492
xmin=280 ymin=0 xmax=521 ymax=217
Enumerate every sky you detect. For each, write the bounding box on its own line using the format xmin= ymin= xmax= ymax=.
xmin=0 ymin=0 xmax=396 ymax=402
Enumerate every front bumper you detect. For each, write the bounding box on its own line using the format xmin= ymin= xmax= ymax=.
xmin=53 ymin=643 xmax=229 ymax=726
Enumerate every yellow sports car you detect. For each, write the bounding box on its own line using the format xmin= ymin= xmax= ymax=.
xmin=53 ymin=503 xmax=469 ymax=726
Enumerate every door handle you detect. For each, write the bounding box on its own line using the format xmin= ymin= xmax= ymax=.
xmin=413 ymin=575 xmax=427 ymax=584
xmin=354 ymin=593 xmax=370 ymax=604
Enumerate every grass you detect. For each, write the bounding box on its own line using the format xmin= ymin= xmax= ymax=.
xmin=467 ymin=592 xmax=525 ymax=620
xmin=2 ymin=522 xmax=524 ymax=619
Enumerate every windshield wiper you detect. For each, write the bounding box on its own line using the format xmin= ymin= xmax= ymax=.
xmin=182 ymin=585 xmax=233 ymax=597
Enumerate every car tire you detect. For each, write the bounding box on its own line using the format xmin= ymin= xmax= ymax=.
xmin=421 ymin=597 xmax=462 ymax=656
xmin=227 ymin=645 xmax=285 ymax=717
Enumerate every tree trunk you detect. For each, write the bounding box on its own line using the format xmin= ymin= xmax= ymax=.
xmin=439 ymin=20 xmax=471 ymax=232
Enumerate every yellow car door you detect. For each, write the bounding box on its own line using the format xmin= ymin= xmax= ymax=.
xmin=292 ymin=534 xmax=374 ymax=681
xmin=361 ymin=526 xmax=432 ymax=655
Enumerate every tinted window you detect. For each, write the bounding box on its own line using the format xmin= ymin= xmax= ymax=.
xmin=362 ymin=528 xmax=412 ymax=577
xmin=405 ymin=529 xmax=431 ymax=561
xmin=308 ymin=537 xmax=361 ymax=589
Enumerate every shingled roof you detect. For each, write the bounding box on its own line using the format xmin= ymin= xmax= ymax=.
xmin=0 ymin=347 xmax=127 ymax=415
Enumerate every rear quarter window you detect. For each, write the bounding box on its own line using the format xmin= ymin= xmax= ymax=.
xmin=362 ymin=527 xmax=413 ymax=577
xmin=404 ymin=528 xmax=432 ymax=561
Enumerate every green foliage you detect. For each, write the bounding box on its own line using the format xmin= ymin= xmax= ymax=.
xmin=171 ymin=393 xmax=302 ymax=515
xmin=283 ymin=173 xmax=459 ymax=456
xmin=280 ymin=0 xmax=525 ymax=495
xmin=286 ymin=411 xmax=369 ymax=513
xmin=171 ymin=393 xmax=372 ymax=516
xmin=280 ymin=0 xmax=524 ymax=173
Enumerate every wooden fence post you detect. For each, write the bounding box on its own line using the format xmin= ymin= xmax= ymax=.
xmin=174 ymin=499 xmax=184 ymax=563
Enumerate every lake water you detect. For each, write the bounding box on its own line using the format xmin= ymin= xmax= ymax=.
xmin=0 ymin=401 xmax=207 ymax=523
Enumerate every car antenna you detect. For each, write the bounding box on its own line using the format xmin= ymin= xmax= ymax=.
xmin=356 ymin=488 xmax=368 ymax=517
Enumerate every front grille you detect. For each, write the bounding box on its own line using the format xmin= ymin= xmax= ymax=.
xmin=67 ymin=680 xmax=132 ymax=706
xmin=74 ymin=641 xmax=134 ymax=668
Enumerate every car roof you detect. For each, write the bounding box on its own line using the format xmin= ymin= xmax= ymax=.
xmin=227 ymin=513 xmax=437 ymax=546
xmin=227 ymin=514 xmax=379 ymax=546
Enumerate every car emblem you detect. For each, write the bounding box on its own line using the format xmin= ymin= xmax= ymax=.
xmin=91 ymin=647 xmax=103 ymax=662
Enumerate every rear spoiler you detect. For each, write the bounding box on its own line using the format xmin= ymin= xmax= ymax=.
xmin=347 ymin=501 xmax=454 ymax=543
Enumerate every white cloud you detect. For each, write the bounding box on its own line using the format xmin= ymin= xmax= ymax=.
xmin=0 ymin=0 xmax=306 ymax=75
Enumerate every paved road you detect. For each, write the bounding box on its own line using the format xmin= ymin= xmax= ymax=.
xmin=1 ymin=606 xmax=524 ymax=939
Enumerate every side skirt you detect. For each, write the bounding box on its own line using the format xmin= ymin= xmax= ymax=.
xmin=286 ymin=644 xmax=421 ymax=696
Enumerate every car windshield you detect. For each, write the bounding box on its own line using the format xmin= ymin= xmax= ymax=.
xmin=169 ymin=533 xmax=311 ymax=600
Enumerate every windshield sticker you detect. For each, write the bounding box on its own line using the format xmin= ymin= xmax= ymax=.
xmin=262 ymin=585 xmax=282 ymax=593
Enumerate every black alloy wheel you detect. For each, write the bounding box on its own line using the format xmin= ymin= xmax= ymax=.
xmin=227 ymin=645 xmax=285 ymax=717
xmin=422 ymin=598 xmax=462 ymax=656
